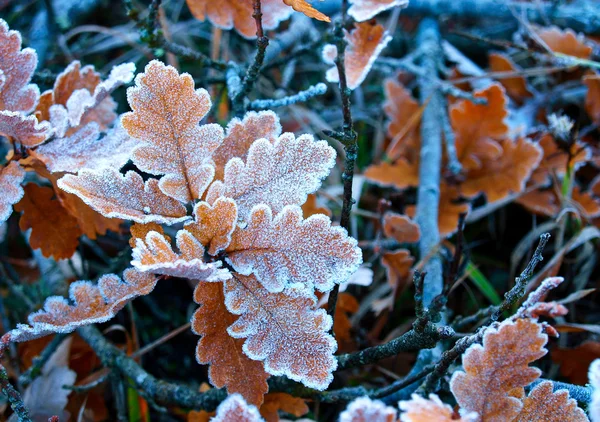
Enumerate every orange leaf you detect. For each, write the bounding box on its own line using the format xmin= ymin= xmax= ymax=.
xmin=8 ymin=269 xmax=157 ymax=342
xmin=383 ymin=213 xmax=420 ymax=243
xmin=226 ymin=205 xmax=362 ymax=293
xmin=259 ymin=392 xmax=309 ymax=422
xmin=0 ymin=18 xmax=39 ymax=113
xmin=324 ymin=22 xmax=391 ymax=90
xmin=460 ymin=137 xmax=542 ymax=202
xmin=301 ymin=193 xmax=332 ymax=218
xmin=0 ymin=111 xmax=51 ymax=147
xmin=185 ymin=198 xmax=238 ymax=256
xmin=584 ymin=72 xmax=600 ymax=125
xmin=131 ymin=230 xmax=231 ymax=281
xmin=0 ymin=161 xmax=25 ymax=223
xmin=15 ymin=184 xmax=82 ymax=259
xmin=451 ymin=84 xmax=508 ymax=171
xmin=488 ymin=53 xmax=532 ymax=103
xmin=213 ymin=111 xmax=281 ymax=181
xmin=348 ymin=0 xmax=408 ymax=22
xmin=514 ymin=381 xmax=587 ymax=421
xmin=130 ymin=222 xmax=168 ymax=248
xmin=383 ymin=79 xmax=422 ymax=160
xmin=572 ymin=185 xmax=600 ymax=219
xmin=122 ymin=60 xmax=223 ymax=202
xmin=537 ymin=26 xmax=592 ymax=58
xmin=224 ymin=273 xmax=337 ymax=390
xmin=339 ymin=397 xmax=397 ymax=421
xmin=332 ymin=292 xmax=359 ymax=344
xmin=363 ymin=159 xmax=420 ymax=190
xmin=58 ymin=168 xmax=189 ymax=224
xmin=206 ymin=133 xmax=336 ymax=222
xmin=192 ymin=281 xmax=269 ymax=406
xmin=283 ymin=0 xmax=330 ymax=22
xmin=212 ymin=394 xmax=264 ymax=422
xmin=399 ymin=393 xmax=476 ymax=422
xmin=381 ymin=249 xmax=414 ymax=289
xmin=516 ymin=189 xmax=559 ymax=217
xmin=553 ymin=342 xmax=600 ymax=385
xmin=450 ymin=318 xmax=548 ymax=421
xmin=186 ymin=0 xmax=293 ymax=39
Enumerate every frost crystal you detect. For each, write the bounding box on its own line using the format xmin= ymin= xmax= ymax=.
xmin=339 ymin=397 xmax=397 ymax=422
xmin=211 ymin=393 xmax=264 ymax=422
xmin=0 ymin=111 xmax=51 ymax=147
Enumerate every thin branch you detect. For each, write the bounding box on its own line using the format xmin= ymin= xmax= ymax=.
xmin=249 ymin=83 xmax=328 ymax=110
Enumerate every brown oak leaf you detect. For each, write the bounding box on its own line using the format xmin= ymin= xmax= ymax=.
xmin=383 ymin=79 xmax=421 ymax=159
xmin=0 ymin=111 xmax=51 ymax=147
xmin=192 ymin=281 xmax=269 ymax=406
xmin=537 ymin=26 xmax=592 ymax=58
xmin=363 ymin=159 xmax=420 ymax=190
xmin=383 ymin=213 xmax=420 ymax=243
xmin=488 ymin=53 xmax=532 ymax=103
xmin=301 ymin=193 xmax=332 ymax=218
xmin=259 ymin=393 xmax=309 ymax=422
xmin=584 ymin=71 xmax=600 ymax=125
xmin=528 ymin=133 xmax=589 ymax=186
xmin=185 ymin=198 xmax=238 ymax=256
xmin=514 ymin=381 xmax=587 ymax=422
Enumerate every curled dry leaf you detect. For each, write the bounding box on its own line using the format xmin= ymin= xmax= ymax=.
xmin=383 ymin=213 xmax=421 ymax=243
xmin=399 ymin=393 xmax=477 ymax=422
xmin=383 ymin=79 xmax=421 ymax=157
xmin=259 ymin=393 xmax=309 ymax=422
xmin=0 ymin=161 xmax=25 ymax=223
xmin=14 ymin=184 xmax=82 ymax=260
xmin=9 ymin=269 xmax=157 ymax=342
xmin=348 ymin=0 xmax=408 ymax=22
xmin=122 ymin=60 xmax=224 ymax=203
xmin=224 ymin=273 xmax=337 ymax=390
xmin=185 ymin=198 xmax=238 ymax=256
xmin=192 ymin=281 xmax=269 ymax=406
xmin=339 ymin=397 xmax=397 ymax=422
xmin=459 ymin=137 xmax=543 ymax=203
xmin=324 ymin=22 xmax=392 ymax=90
xmin=213 ymin=111 xmax=282 ymax=181
xmin=382 ymin=249 xmax=414 ymax=290
xmin=537 ymin=26 xmax=592 ymax=58
xmin=488 ymin=53 xmax=532 ymax=103
xmin=514 ymin=381 xmax=587 ymax=422
xmin=132 ymin=230 xmax=231 ymax=281
xmin=187 ymin=0 xmax=292 ymax=39
xmin=282 ymin=0 xmax=330 ymax=22
xmin=211 ymin=394 xmax=264 ymax=422
xmin=58 ymin=168 xmax=190 ymax=224
xmin=0 ymin=111 xmax=51 ymax=147
xmin=226 ymin=205 xmax=362 ymax=293
xmin=363 ymin=159 xmax=420 ymax=190
xmin=450 ymin=318 xmax=548 ymax=422
xmin=0 ymin=18 xmax=39 ymax=113
xmin=207 ymin=133 xmax=336 ymax=222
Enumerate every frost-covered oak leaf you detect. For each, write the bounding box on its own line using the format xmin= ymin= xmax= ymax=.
xmin=212 ymin=394 xmax=264 ymax=422
xmin=348 ymin=0 xmax=408 ymax=22
xmin=122 ymin=60 xmax=223 ymax=203
xmin=0 ymin=111 xmax=51 ymax=147
xmin=323 ymin=22 xmax=391 ymax=90
xmin=226 ymin=205 xmax=362 ymax=292
xmin=186 ymin=0 xmax=293 ymax=39
xmin=283 ymin=0 xmax=330 ymax=22
xmin=66 ymin=62 xmax=134 ymax=129
xmin=32 ymin=122 xmax=137 ymax=173
xmin=185 ymin=198 xmax=238 ymax=256
xmin=383 ymin=213 xmax=421 ymax=243
xmin=132 ymin=230 xmax=231 ymax=281
xmin=450 ymin=318 xmax=548 ymax=422
xmin=339 ymin=397 xmax=397 ymax=422
xmin=15 ymin=184 xmax=82 ymax=260
xmin=8 ymin=269 xmax=157 ymax=343
xmin=192 ymin=281 xmax=269 ymax=406
xmin=399 ymin=394 xmax=477 ymax=422
xmin=58 ymin=168 xmax=189 ymax=224
xmin=0 ymin=161 xmax=25 ymax=224
xmin=206 ymin=133 xmax=336 ymax=221
xmin=514 ymin=381 xmax=587 ymax=422
xmin=212 ymin=110 xmax=282 ymax=181
xmin=0 ymin=18 xmax=39 ymax=113
xmin=224 ymin=273 xmax=337 ymax=389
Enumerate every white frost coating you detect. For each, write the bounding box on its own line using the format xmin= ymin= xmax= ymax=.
xmin=321 ymin=44 xmax=337 ymax=65
xmin=339 ymin=397 xmax=397 ymax=422
xmin=8 ymin=269 xmax=157 ymax=343
xmin=0 ymin=161 xmax=25 ymax=224
xmin=66 ymin=62 xmax=135 ymax=128
xmin=211 ymin=393 xmax=264 ymax=422
xmin=48 ymin=104 xmax=69 ymax=138
xmin=132 ymin=230 xmax=232 ymax=281
xmin=0 ymin=110 xmax=52 ymax=147
xmin=224 ymin=274 xmax=337 ymax=390
xmin=399 ymin=394 xmax=478 ymax=422
xmin=348 ymin=0 xmax=409 ymax=21
xmin=58 ymin=168 xmax=189 ymax=224
xmin=34 ymin=121 xmax=137 ymax=173
xmin=207 ymin=133 xmax=336 ymax=221
xmin=590 ymin=359 xmax=600 ymax=422
xmin=226 ymin=205 xmax=363 ymax=293
xmin=0 ymin=18 xmax=40 ymax=113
